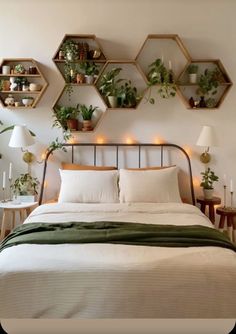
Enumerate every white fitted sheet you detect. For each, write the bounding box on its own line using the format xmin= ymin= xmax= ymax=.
xmin=0 ymin=202 xmax=236 ymax=318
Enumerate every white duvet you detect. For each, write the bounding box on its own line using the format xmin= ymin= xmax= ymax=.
xmin=0 ymin=202 xmax=236 ymax=318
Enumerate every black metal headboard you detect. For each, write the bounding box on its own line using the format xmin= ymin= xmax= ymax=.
xmin=39 ymin=143 xmax=195 ymax=206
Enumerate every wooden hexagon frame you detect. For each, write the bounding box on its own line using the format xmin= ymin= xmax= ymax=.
xmin=0 ymin=58 xmax=48 ymax=109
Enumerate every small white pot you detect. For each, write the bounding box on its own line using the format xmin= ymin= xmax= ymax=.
xmin=85 ymin=75 xmax=94 ymax=84
xmin=203 ymin=189 xmax=214 ymax=200
xmin=108 ymin=96 xmax=118 ymax=108
xmin=189 ymin=73 xmax=197 ymax=84
xmin=22 ymin=98 xmax=34 ymax=106
xmin=16 ymin=195 xmax=35 ymax=203
xmin=2 ymin=65 xmax=11 ymax=75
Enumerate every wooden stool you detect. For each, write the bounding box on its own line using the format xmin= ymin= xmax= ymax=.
xmin=0 ymin=202 xmax=38 ymax=240
xmin=216 ymin=207 xmax=236 ymax=242
xmin=197 ymin=196 xmax=221 ymax=224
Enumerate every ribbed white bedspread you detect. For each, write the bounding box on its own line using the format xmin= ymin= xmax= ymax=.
xmin=0 ymin=202 xmax=236 ymax=318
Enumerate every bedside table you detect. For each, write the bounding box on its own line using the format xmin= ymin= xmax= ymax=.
xmin=197 ymin=196 xmax=221 ymax=224
xmin=0 ymin=201 xmax=38 ymax=240
xmin=216 ymin=207 xmax=236 ymax=242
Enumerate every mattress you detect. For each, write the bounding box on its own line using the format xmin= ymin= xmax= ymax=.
xmin=0 ymin=202 xmax=236 ymax=318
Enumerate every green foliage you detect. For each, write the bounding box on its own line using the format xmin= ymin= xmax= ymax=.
xmin=11 ymin=173 xmax=39 ymax=196
xmin=22 ymin=96 xmax=34 ymax=99
xmin=117 ymin=81 xmax=140 ymax=108
xmin=53 ymin=105 xmax=79 ymax=130
xmin=79 ymin=104 xmax=98 ymax=120
xmin=0 ymin=125 xmax=35 ymax=136
xmin=14 ymin=64 xmax=25 ymax=73
xmin=78 ymin=61 xmax=98 ymax=76
xmin=147 ymin=58 xmax=176 ymax=102
xmin=99 ymin=67 xmax=124 ymax=97
xmin=200 ymin=167 xmax=219 ymax=189
xmin=187 ymin=64 xmax=198 ymax=74
xmin=61 ymin=40 xmax=78 ymax=61
xmin=46 ymin=137 xmax=68 ymax=154
xmin=197 ymin=68 xmax=223 ymax=97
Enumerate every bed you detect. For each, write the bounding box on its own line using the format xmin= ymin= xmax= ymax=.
xmin=0 ymin=143 xmax=236 ymax=319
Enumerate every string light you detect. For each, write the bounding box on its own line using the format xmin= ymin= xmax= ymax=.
xmin=154 ymin=137 xmax=164 ymax=144
xmin=96 ymin=136 xmax=105 ymax=144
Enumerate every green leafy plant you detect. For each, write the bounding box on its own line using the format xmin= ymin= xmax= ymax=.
xmin=197 ymin=68 xmax=224 ymax=97
xmin=14 ymin=64 xmax=25 ymax=74
xmin=11 ymin=173 xmax=39 ymax=196
xmin=0 ymin=125 xmax=35 ymax=136
xmin=187 ymin=64 xmax=198 ymax=74
xmin=78 ymin=61 xmax=99 ymax=76
xmin=22 ymin=96 xmax=34 ymax=99
xmin=46 ymin=137 xmax=68 ymax=154
xmin=61 ymin=40 xmax=78 ymax=61
xmin=99 ymin=67 xmax=124 ymax=97
xmin=53 ymin=105 xmax=79 ymax=130
xmin=200 ymin=167 xmax=219 ymax=190
xmin=79 ymin=104 xmax=98 ymax=120
xmin=147 ymin=58 xmax=176 ymax=103
xmin=117 ymin=81 xmax=140 ymax=108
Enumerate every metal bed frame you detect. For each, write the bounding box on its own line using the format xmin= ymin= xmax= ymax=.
xmin=39 ymin=143 xmax=195 ymax=206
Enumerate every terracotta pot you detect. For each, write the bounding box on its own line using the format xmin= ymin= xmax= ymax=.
xmin=76 ymin=73 xmax=85 ymax=84
xmin=67 ymin=119 xmax=78 ymax=131
xmin=82 ymin=120 xmax=93 ymax=131
xmin=2 ymin=80 xmax=10 ymax=91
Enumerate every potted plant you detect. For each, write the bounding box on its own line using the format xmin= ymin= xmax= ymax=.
xmin=79 ymin=104 xmax=98 ymax=131
xmin=147 ymin=58 xmax=176 ymax=103
xmin=200 ymin=167 xmax=219 ymax=199
xmin=117 ymin=81 xmax=140 ymax=108
xmin=22 ymin=96 xmax=34 ymax=106
xmin=11 ymin=173 xmax=39 ymax=202
xmin=187 ymin=64 xmax=198 ymax=84
xmin=14 ymin=64 xmax=25 ymax=74
xmin=196 ymin=67 xmax=224 ymax=108
xmin=61 ymin=40 xmax=78 ymax=62
xmin=99 ymin=67 xmax=124 ymax=108
xmin=21 ymin=78 xmax=29 ymax=91
xmin=79 ymin=61 xmax=99 ymax=84
xmin=15 ymin=77 xmax=24 ymax=91
xmin=53 ymin=105 xmax=80 ymax=131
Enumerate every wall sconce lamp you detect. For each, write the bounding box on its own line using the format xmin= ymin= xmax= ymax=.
xmin=9 ymin=125 xmax=35 ymax=166
xmin=196 ymin=125 xmax=217 ymax=163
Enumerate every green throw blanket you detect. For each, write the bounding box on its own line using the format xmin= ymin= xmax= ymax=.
xmin=0 ymin=221 xmax=236 ymax=253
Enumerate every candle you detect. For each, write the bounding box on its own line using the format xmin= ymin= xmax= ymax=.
xmin=230 ymin=179 xmax=234 ymax=192
xmin=168 ymin=60 xmax=172 ymax=70
xmin=9 ymin=162 xmax=12 ymax=180
xmin=2 ymin=171 xmax=6 ymax=189
xmin=223 ymin=174 xmax=227 ymax=185
xmin=161 ymin=54 xmax=164 ymax=64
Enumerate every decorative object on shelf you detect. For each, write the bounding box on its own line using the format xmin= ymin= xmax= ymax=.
xmin=76 ymin=73 xmax=85 ymax=84
xmin=10 ymin=77 xmax=17 ymax=91
xmin=79 ymin=104 xmax=98 ymax=131
xmin=8 ymin=125 xmax=35 ymax=170
xmin=196 ymin=125 xmax=217 ymax=163
xmin=117 ymin=81 xmax=140 ymax=108
xmin=0 ymin=58 xmax=48 ymax=109
xmin=2 ymin=65 xmax=11 ymax=75
xmin=199 ymin=96 xmax=206 ymax=108
xmin=99 ymin=67 xmax=124 ymax=108
xmin=22 ymin=96 xmax=34 ymax=107
xmin=1 ymin=80 xmax=10 ymax=91
xmin=197 ymin=68 xmax=222 ymax=100
xmin=78 ymin=61 xmax=99 ymax=84
xmin=187 ymin=64 xmax=198 ymax=83
xmin=53 ymin=105 xmax=80 ymax=131
xmin=14 ymin=64 xmax=25 ymax=74
xmin=61 ymin=39 xmax=78 ymax=62
xmin=147 ymin=58 xmax=177 ymax=103
xmin=29 ymin=83 xmax=42 ymax=91
xmin=4 ymin=94 xmax=15 ymax=106
xmin=200 ymin=167 xmax=219 ymax=200
xmin=188 ymin=96 xmax=195 ymax=108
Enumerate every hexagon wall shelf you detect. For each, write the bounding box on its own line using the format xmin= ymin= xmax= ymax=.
xmin=52 ymin=33 xmax=233 ymax=134
xmin=53 ymin=85 xmax=107 ymax=132
xmin=96 ymin=60 xmax=147 ymax=109
xmin=176 ymin=59 xmax=232 ymax=109
xmin=0 ymin=58 xmax=48 ymax=109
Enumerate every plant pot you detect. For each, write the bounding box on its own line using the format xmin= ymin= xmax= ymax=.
xmin=15 ymin=195 xmax=35 ymax=203
xmin=85 ymin=75 xmax=94 ymax=84
xmin=76 ymin=73 xmax=85 ymax=84
xmin=2 ymin=80 xmax=10 ymax=91
xmin=2 ymin=65 xmax=11 ymax=75
xmin=189 ymin=73 xmax=197 ymax=84
xmin=22 ymin=98 xmax=34 ymax=107
xmin=82 ymin=120 xmax=93 ymax=131
xmin=67 ymin=119 xmax=78 ymax=131
xmin=108 ymin=96 xmax=118 ymax=108
xmin=203 ymin=189 xmax=214 ymax=200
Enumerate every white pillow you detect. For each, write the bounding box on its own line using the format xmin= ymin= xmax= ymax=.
xmin=58 ymin=169 xmax=119 ymax=203
xmin=119 ymin=167 xmax=182 ymax=203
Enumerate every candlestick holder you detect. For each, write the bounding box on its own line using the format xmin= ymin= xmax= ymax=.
xmin=8 ymin=178 xmax=13 ymax=201
xmin=230 ymin=191 xmax=234 ymax=209
xmin=223 ymin=185 xmax=227 ymax=208
xmin=1 ymin=187 xmax=7 ymax=202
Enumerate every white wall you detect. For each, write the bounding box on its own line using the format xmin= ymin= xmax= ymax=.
xmin=0 ymin=0 xmax=236 ymax=206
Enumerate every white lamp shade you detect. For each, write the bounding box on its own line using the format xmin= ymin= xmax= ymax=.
xmin=9 ymin=125 xmax=35 ymax=148
xmin=196 ymin=125 xmax=217 ymax=147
